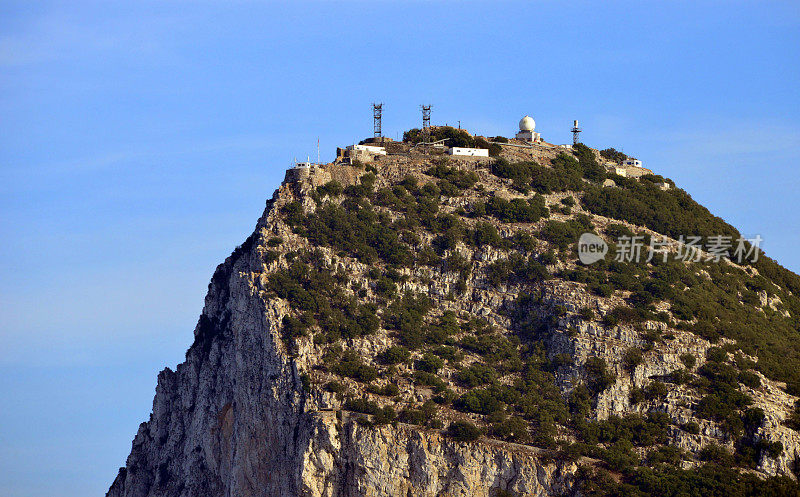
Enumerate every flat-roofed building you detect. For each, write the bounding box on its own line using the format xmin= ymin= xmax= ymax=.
xmin=448 ymin=147 xmax=489 ymax=157
xmin=622 ymin=158 xmax=642 ymax=168
xmin=346 ymin=144 xmax=387 ymax=155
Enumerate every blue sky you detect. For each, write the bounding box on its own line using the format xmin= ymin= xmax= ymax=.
xmin=0 ymin=1 xmax=798 ymax=495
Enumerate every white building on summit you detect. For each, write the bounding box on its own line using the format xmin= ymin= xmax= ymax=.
xmin=622 ymin=158 xmax=642 ymax=168
xmin=515 ymin=115 xmax=542 ymax=143
xmin=448 ymin=147 xmax=489 ymax=157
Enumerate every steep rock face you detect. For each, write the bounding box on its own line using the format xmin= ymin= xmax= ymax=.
xmin=108 ymin=202 xmax=307 ymax=496
xmin=300 ymin=413 xmax=577 ymax=497
xmin=108 ymin=180 xmax=576 ymax=497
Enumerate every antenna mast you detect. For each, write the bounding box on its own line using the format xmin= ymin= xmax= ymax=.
xmin=373 ymin=103 xmax=383 ymax=139
xmin=571 ymin=120 xmax=582 ymax=146
xmin=421 ymin=104 xmax=432 ymax=143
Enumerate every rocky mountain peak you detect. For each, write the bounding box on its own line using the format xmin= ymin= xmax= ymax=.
xmin=108 ymin=133 xmax=800 ymax=496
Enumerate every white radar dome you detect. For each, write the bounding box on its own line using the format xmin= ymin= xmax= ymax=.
xmin=519 ymin=116 xmax=535 ymax=131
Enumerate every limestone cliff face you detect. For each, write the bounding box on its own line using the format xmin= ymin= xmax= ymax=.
xmin=107 ymin=198 xmax=307 ymax=496
xmin=299 ymin=412 xmax=577 ymax=497
xmin=107 ymin=179 xmax=579 ymax=497
xmin=109 ymin=150 xmax=800 ymax=496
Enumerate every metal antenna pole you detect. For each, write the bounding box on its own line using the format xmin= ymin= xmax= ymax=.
xmin=421 ymin=105 xmax=432 ymax=143
xmin=571 ymin=119 xmax=582 ymax=146
xmin=373 ymin=103 xmax=383 ymax=139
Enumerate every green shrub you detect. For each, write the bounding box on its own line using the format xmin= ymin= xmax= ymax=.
xmin=785 ymin=401 xmax=800 ymax=431
xmin=742 ymin=407 xmax=765 ymax=430
xmin=706 ymin=347 xmax=727 ymax=363
xmin=607 ymin=306 xmax=642 ymax=326
xmin=489 ymin=415 xmax=530 ymax=443
xmin=539 ymin=215 xmax=593 ymax=251
xmin=447 ymin=420 xmax=482 ymax=442
xmin=603 ymin=440 xmax=638 ymax=471
xmin=405 ymin=126 xmax=476 ymax=148
xmin=368 ymin=383 xmax=400 ymax=397
xmin=444 ymin=251 xmax=471 ymax=275
xmin=599 ymin=148 xmax=627 ymax=163
xmin=585 ymin=357 xmax=616 ymax=394
xmin=384 ymin=292 xmax=432 ymax=350
xmin=432 ymin=388 xmax=457 ymax=405
xmin=332 ymin=351 xmax=378 ymax=382
xmin=426 ymin=164 xmax=479 ymax=191
xmin=455 ymin=388 xmax=504 ymax=415
xmin=734 ymin=353 xmax=757 ymax=371
xmin=317 ymin=180 xmax=343 ymax=197
xmin=325 ymin=381 xmax=345 ymax=394
xmin=378 ymin=345 xmax=411 ymax=365
xmin=590 ymin=283 xmax=614 ymax=297
xmin=281 ymin=200 xmax=305 ymax=225
xmin=622 ymin=348 xmax=644 ymax=372
xmin=580 ymin=176 xmax=738 ymax=244
xmin=468 ymin=222 xmax=504 ymax=248
xmin=681 ymin=421 xmax=701 ymax=434
xmin=416 ymin=353 xmax=445 ymax=373
xmin=398 ymin=408 xmax=425 ymax=425
xmin=300 ymin=373 xmax=311 ymax=392
xmin=431 ymin=345 xmax=462 ymax=364
xmin=577 ymin=460 xmax=800 ymax=495
xmin=424 ymin=311 xmax=461 ymax=345
xmin=477 ymin=138 xmax=502 ymax=156
xmin=667 ymin=368 xmax=692 ymax=385
xmin=699 ymin=443 xmax=736 ymax=466
xmin=761 ymin=440 xmax=783 ymax=459
xmin=577 ymin=413 xmax=670 ymax=463
xmin=486 ymin=196 xmax=548 ymax=223
xmin=629 ymin=386 xmax=645 ymax=404
xmin=644 ymin=381 xmax=668 ymax=400
xmin=647 ymin=445 xmax=683 ymax=466
xmin=281 ymin=315 xmax=307 ymax=340
xmin=695 ymin=389 xmax=751 ymax=435
xmin=290 ymin=197 xmax=413 ymax=266
xmin=738 ymin=370 xmax=761 ymax=389
xmin=263 ymin=250 xmax=279 ymax=264
xmin=459 ymin=332 xmax=521 ymax=366
xmin=344 ymin=397 xmax=381 ymax=415
xmin=680 ymin=353 xmax=697 ymax=369
xmin=485 ymin=254 xmax=548 ymax=286
xmin=491 ymin=159 xmax=537 ymax=192
xmin=373 ymin=276 xmax=397 ymax=298
xmin=373 ymin=405 xmax=397 ymax=425
xmin=579 ymin=307 xmax=595 ymax=321
xmin=455 ymin=363 xmax=497 ymax=388
xmin=572 ymin=144 xmax=606 ymax=182
xmin=412 ymin=371 xmax=448 ymax=393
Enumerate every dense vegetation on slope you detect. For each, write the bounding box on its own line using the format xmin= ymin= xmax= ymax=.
xmin=576 ymin=462 xmax=799 ymax=497
xmin=264 ymin=146 xmax=800 ymax=495
xmin=492 ymin=144 xmax=800 ymax=394
xmin=403 ymin=126 xmax=501 ymax=155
